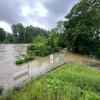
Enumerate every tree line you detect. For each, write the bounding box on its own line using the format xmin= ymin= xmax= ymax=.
xmin=0 ymin=23 xmax=48 ymax=43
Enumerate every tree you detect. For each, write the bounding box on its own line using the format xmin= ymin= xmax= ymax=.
xmin=0 ymin=23 xmax=48 ymax=43
xmin=12 ymin=23 xmax=25 ymax=43
xmin=56 ymin=21 xmax=65 ymax=34
xmin=64 ymin=0 xmax=100 ymax=55
xmin=5 ymin=33 xmax=13 ymax=43
xmin=32 ymin=35 xmax=47 ymax=48
xmin=0 ymin=27 xmax=6 ymax=42
xmin=46 ymin=31 xmax=60 ymax=52
xmin=27 ymin=36 xmax=48 ymax=56
xmin=24 ymin=25 xmax=34 ymax=43
xmin=27 ymin=31 xmax=60 ymax=56
xmin=52 ymin=21 xmax=66 ymax=48
xmin=24 ymin=25 xmax=48 ymax=43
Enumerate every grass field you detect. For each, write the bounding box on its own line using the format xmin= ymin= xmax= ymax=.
xmin=1 ymin=63 xmax=100 ymax=100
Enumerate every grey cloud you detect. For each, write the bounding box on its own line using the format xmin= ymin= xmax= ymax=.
xmin=38 ymin=0 xmax=79 ymax=29
xmin=0 ymin=0 xmax=31 ymax=24
xmin=0 ymin=0 xmax=20 ymax=24
xmin=43 ymin=0 xmax=79 ymax=16
xmin=0 ymin=0 xmax=79 ymax=30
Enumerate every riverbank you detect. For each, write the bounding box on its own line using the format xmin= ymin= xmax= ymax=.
xmin=16 ymin=50 xmax=100 ymax=69
xmin=1 ymin=63 xmax=100 ymax=100
xmin=0 ymin=44 xmax=100 ymax=90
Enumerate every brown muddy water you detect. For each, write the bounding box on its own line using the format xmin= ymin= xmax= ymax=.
xmin=0 ymin=44 xmax=62 ymax=90
xmin=0 ymin=44 xmax=28 ymax=89
xmin=64 ymin=53 xmax=100 ymax=69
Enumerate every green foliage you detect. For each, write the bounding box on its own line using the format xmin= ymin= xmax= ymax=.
xmin=25 ymin=25 xmax=48 ymax=43
xmin=4 ymin=33 xmax=13 ymax=43
xmin=53 ymin=21 xmax=66 ymax=48
xmin=33 ymin=48 xmax=48 ymax=57
xmin=84 ymin=91 xmax=100 ymax=100
xmin=0 ymin=23 xmax=48 ymax=43
xmin=0 ymin=28 xmax=6 ymax=43
xmin=32 ymin=35 xmax=47 ymax=48
xmin=31 ymin=36 xmax=49 ymax=56
xmin=27 ymin=34 xmax=60 ymax=57
xmin=11 ymin=24 xmax=48 ymax=43
xmin=27 ymin=44 xmax=35 ymax=52
xmin=16 ymin=58 xmax=24 ymax=65
xmin=47 ymin=31 xmax=59 ymax=49
xmin=16 ymin=53 xmax=34 ymax=65
xmin=12 ymin=23 xmax=25 ymax=43
xmin=1 ymin=63 xmax=100 ymax=100
xmin=64 ymin=0 xmax=100 ymax=56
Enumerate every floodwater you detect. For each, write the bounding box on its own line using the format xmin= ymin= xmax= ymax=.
xmin=0 ymin=44 xmax=28 ymax=89
xmin=0 ymin=44 xmax=62 ymax=90
xmin=0 ymin=44 xmax=100 ymax=90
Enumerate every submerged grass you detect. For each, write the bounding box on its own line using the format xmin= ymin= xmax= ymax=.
xmin=1 ymin=63 xmax=100 ymax=100
xmin=16 ymin=53 xmax=34 ymax=65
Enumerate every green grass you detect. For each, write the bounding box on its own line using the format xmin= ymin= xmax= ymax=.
xmin=1 ymin=63 xmax=100 ymax=100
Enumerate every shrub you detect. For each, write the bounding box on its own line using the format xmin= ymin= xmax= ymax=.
xmin=16 ymin=57 xmax=25 ymax=64
xmin=33 ymin=46 xmax=59 ymax=57
xmin=27 ymin=35 xmax=60 ymax=57
xmin=27 ymin=44 xmax=35 ymax=51
xmin=33 ymin=46 xmax=49 ymax=57
xmin=16 ymin=53 xmax=34 ymax=65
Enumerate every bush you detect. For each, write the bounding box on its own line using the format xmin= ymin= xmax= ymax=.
xmin=33 ymin=46 xmax=49 ymax=57
xmin=27 ymin=44 xmax=35 ymax=51
xmin=0 ymin=86 xmax=4 ymax=95
xmin=33 ymin=46 xmax=59 ymax=57
xmin=27 ymin=35 xmax=60 ymax=57
xmin=28 ymin=45 xmax=59 ymax=57
xmin=16 ymin=53 xmax=34 ymax=65
xmin=16 ymin=57 xmax=25 ymax=64
xmin=24 ymin=54 xmax=34 ymax=61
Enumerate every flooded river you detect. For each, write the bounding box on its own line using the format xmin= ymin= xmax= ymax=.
xmin=0 ymin=44 xmax=62 ymax=90
xmin=0 ymin=44 xmax=28 ymax=89
xmin=0 ymin=44 xmax=99 ymax=90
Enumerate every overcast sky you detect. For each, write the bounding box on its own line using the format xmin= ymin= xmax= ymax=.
xmin=0 ymin=0 xmax=79 ymax=33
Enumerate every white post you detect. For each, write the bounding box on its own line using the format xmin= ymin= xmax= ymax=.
xmin=50 ymin=54 xmax=54 ymax=64
xmin=60 ymin=53 xmax=64 ymax=65
xmin=92 ymin=55 xmax=95 ymax=62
